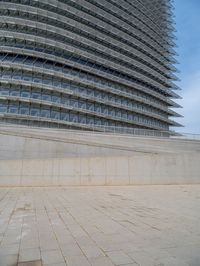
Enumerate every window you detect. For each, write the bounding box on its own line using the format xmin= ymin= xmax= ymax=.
xmin=70 ymin=113 xmax=78 ymax=122
xmin=21 ymin=90 xmax=30 ymax=98
xmin=30 ymin=107 xmax=40 ymax=116
xmin=79 ymin=115 xmax=86 ymax=123
xmin=42 ymin=93 xmax=51 ymax=101
xmin=32 ymin=91 xmax=41 ymax=99
xmin=0 ymin=88 xmax=9 ymax=96
xmin=9 ymin=104 xmax=18 ymax=114
xmin=61 ymin=96 xmax=70 ymax=105
xmin=51 ymin=110 xmax=60 ymax=119
xmin=0 ymin=102 xmax=7 ymax=112
xmin=41 ymin=109 xmax=50 ymax=118
xmin=61 ymin=112 xmax=69 ymax=121
xmin=52 ymin=94 xmax=60 ymax=103
xmin=19 ymin=105 xmax=29 ymax=115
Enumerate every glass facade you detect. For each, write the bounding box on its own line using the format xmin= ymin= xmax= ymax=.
xmin=0 ymin=0 xmax=181 ymax=132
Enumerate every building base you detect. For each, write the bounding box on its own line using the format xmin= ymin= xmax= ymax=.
xmin=0 ymin=125 xmax=200 ymax=186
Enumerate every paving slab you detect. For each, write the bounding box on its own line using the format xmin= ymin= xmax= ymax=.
xmin=18 ymin=260 xmax=42 ymax=266
xmin=0 ymin=185 xmax=200 ymax=266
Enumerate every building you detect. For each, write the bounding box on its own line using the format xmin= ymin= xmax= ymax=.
xmin=0 ymin=0 xmax=181 ymax=133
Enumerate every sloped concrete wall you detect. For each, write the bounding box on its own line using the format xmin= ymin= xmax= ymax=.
xmin=0 ymin=126 xmax=200 ymax=186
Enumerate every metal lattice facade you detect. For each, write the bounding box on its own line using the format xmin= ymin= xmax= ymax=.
xmin=0 ymin=0 xmax=181 ymax=132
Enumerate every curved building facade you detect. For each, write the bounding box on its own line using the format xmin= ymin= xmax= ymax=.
xmin=0 ymin=0 xmax=181 ymax=132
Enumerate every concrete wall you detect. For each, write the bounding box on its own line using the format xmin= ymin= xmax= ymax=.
xmin=0 ymin=125 xmax=200 ymax=186
xmin=0 ymin=154 xmax=200 ymax=186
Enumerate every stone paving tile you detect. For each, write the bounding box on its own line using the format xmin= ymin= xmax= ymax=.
xmin=18 ymin=248 xmax=41 ymax=262
xmin=44 ymin=262 xmax=67 ymax=266
xmin=18 ymin=260 xmax=42 ymax=266
xmin=0 ymin=244 xmax=19 ymax=256
xmin=80 ymin=244 xmax=105 ymax=259
xmin=128 ymin=250 xmax=159 ymax=266
xmin=65 ymin=255 xmax=91 ymax=266
xmin=154 ymin=257 xmax=191 ymax=266
xmin=60 ymin=243 xmax=83 ymax=257
xmin=106 ymin=250 xmax=134 ymax=265
xmin=89 ymin=256 xmax=115 ymax=266
xmin=41 ymin=249 xmax=65 ymax=265
xmin=122 ymin=264 xmax=139 ymax=266
xmin=0 ymin=185 xmax=200 ymax=266
xmin=0 ymin=254 xmax=18 ymax=266
xmin=165 ymin=245 xmax=200 ymax=266
xmin=20 ymin=239 xmax=40 ymax=250
xmin=40 ymin=241 xmax=60 ymax=251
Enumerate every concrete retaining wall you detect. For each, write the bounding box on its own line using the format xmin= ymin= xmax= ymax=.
xmin=0 ymin=153 xmax=200 ymax=186
xmin=0 ymin=125 xmax=200 ymax=186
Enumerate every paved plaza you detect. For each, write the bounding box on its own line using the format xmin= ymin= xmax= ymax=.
xmin=0 ymin=185 xmax=200 ymax=266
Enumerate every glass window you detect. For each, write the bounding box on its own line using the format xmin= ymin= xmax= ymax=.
xmin=52 ymin=94 xmax=60 ymax=103
xmin=24 ymin=58 xmax=33 ymax=65
xmin=42 ymin=93 xmax=51 ymax=101
xmin=23 ymin=75 xmax=32 ymax=82
xmin=19 ymin=104 xmax=29 ymax=115
xmin=102 ymin=107 xmax=108 ymax=114
xmin=87 ymin=103 xmax=94 ymax=111
xmin=70 ymin=99 xmax=78 ymax=107
xmin=21 ymin=90 xmax=30 ymax=98
xmin=78 ymin=86 xmax=86 ymax=94
xmin=51 ymin=110 xmax=60 ymax=120
xmin=9 ymin=104 xmax=18 ymax=114
xmin=95 ymin=105 xmax=101 ymax=113
xmin=33 ymin=78 xmax=41 ymax=83
xmin=122 ymin=112 xmax=127 ymax=119
xmin=79 ymin=115 xmax=86 ymax=123
xmin=41 ymin=108 xmax=50 ymax=118
xmin=43 ymin=79 xmax=52 ymax=85
xmin=87 ymin=89 xmax=94 ymax=96
xmin=87 ymin=117 xmax=94 ymax=124
xmin=122 ymin=99 xmax=127 ymax=105
xmin=94 ymin=91 xmax=101 ymax=98
xmin=52 ymin=79 xmax=61 ymax=87
xmin=61 ymin=96 xmax=70 ymax=105
xmin=101 ymin=93 xmax=107 ymax=100
xmin=70 ymin=85 xmax=77 ymax=92
xmin=62 ymin=83 xmax=70 ymax=90
xmin=30 ymin=107 xmax=40 ymax=116
xmin=61 ymin=112 xmax=69 ymax=121
xmin=2 ymin=73 xmax=11 ymax=79
xmin=110 ymin=109 xmax=116 ymax=116
xmin=95 ymin=118 xmax=101 ymax=125
xmin=70 ymin=113 xmax=78 ymax=122
xmin=10 ymin=89 xmax=20 ymax=97
xmin=0 ymin=103 xmax=7 ymax=112
xmin=0 ymin=88 xmax=9 ymax=96
xmin=13 ymin=74 xmax=21 ymax=80
xmin=116 ymin=97 xmax=121 ymax=104
xmin=128 ymin=114 xmax=133 ymax=120
xmin=79 ymin=101 xmax=86 ymax=109
xmin=32 ymin=91 xmax=41 ymax=99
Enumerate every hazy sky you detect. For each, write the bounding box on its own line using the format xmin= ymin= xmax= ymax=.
xmin=173 ymin=0 xmax=200 ymax=133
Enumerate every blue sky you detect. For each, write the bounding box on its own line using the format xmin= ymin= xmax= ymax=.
xmin=173 ymin=0 xmax=200 ymax=133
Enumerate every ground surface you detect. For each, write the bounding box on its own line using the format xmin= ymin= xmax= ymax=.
xmin=0 ymin=186 xmax=200 ymax=266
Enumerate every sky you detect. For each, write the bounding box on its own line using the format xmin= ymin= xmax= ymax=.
xmin=173 ymin=0 xmax=200 ymax=133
